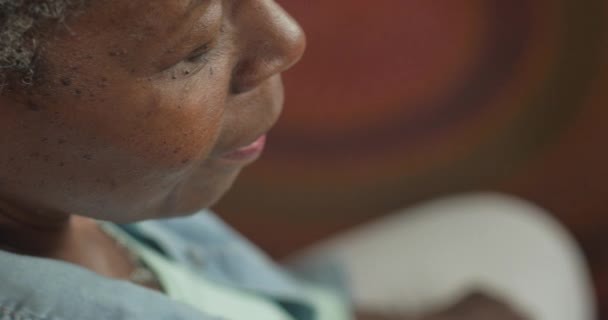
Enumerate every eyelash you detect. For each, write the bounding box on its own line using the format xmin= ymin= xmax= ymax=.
xmin=168 ymin=41 xmax=216 ymax=78
xmin=185 ymin=43 xmax=213 ymax=64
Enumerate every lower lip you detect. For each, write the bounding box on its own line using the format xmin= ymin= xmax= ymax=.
xmin=220 ymin=135 xmax=267 ymax=163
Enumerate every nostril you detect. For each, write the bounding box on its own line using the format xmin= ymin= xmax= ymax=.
xmin=230 ymin=60 xmax=262 ymax=94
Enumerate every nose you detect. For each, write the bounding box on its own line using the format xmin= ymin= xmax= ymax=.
xmin=230 ymin=0 xmax=307 ymax=94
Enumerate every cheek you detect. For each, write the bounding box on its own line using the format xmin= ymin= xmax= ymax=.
xmin=56 ymin=79 xmax=227 ymax=173
xmin=0 ymin=78 xmax=227 ymax=216
xmin=102 ymin=85 xmax=225 ymax=169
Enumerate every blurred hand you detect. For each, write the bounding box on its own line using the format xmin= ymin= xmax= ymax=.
xmin=357 ymin=291 xmax=530 ymax=320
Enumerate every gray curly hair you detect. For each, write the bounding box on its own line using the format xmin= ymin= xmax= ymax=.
xmin=0 ymin=0 xmax=86 ymax=87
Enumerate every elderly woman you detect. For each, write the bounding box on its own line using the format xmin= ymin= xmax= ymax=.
xmin=0 ymin=1 xmax=595 ymax=320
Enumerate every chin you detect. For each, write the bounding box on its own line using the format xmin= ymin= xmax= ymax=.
xmin=102 ymin=164 xmax=243 ymax=223
xmin=154 ymin=168 xmax=242 ymax=220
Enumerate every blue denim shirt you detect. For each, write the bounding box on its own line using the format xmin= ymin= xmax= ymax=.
xmin=0 ymin=211 xmax=349 ymax=320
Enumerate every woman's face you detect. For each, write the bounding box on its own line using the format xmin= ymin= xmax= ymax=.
xmin=0 ymin=0 xmax=305 ymax=222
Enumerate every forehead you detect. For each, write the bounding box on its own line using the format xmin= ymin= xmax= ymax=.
xmin=84 ymin=0 xmax=191 ymax=32
xmin=61 ymin=0 xmax=217 ymax=52
xmin=71 ymin=0 xmax=219 ymax=41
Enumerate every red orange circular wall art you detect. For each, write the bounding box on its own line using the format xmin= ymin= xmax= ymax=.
xmin=218 ymin=0 xmax=607 ymax=257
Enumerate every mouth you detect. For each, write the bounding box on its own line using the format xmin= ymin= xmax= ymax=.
xmin=217 ymin=134 xmax=267 ymax=164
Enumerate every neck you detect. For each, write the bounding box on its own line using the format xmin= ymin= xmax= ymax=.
xmin=0 ymin=199 xmax=71 ymax=227
xmin=0 ymin=199 xmax=72 ymax=254
xmin=0 ymin=199 xmax=141 ymax=283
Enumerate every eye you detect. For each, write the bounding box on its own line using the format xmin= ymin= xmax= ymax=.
xmin=185 ymin=42 xmax=213 ymax=63
xmin=163 ymin=38 xmax=219 ymax=77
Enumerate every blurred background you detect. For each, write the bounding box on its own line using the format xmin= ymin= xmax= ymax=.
xmin=215 ymin=1 xmax=608 ymax=318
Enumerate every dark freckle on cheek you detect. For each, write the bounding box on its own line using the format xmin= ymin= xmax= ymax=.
xmin=58 ymin=162 xmax=65 ymax=167
xmin=57 ymin=138 xmax=66 ymax=145
xmin=82 ymin=154 xmax=94 ymax=161
xmin=74 ymin=88 xmax=82 ymax=96
xmin=173 ymin=147 xmax=182 ymax=154
xmin=209 ymin=67 xmax=214 ymax=76
xmin=181 ymin=158 xmax=190 ymax=164
xmin=61 ymin=78 xmax=72 ymax=86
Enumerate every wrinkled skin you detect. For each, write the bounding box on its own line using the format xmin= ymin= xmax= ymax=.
xmin=0 ymin=0 xmax=306 ymax=223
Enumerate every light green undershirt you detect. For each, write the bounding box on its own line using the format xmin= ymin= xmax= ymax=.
xmin=101 ymin=224 xmax=351 ymax=320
